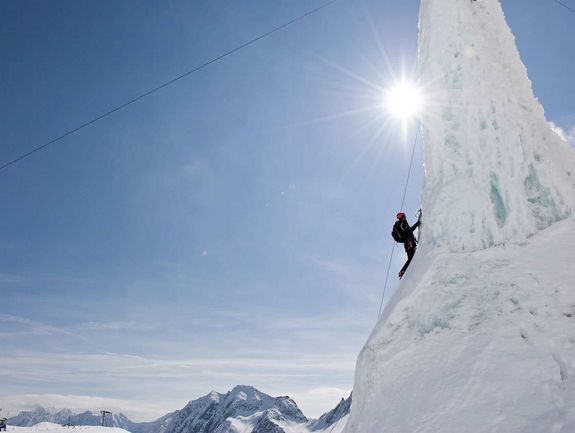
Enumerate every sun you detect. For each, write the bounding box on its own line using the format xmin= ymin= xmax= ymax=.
xmin=384 ymin=80 xmax=424 ymax=120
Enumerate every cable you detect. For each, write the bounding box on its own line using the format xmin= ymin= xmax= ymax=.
xmin=0 ymin=0 xmax=339 ymax=173
xmin=552 ymin=0 xmax=575 ymax=14
xmin=377 ymin=121 xmax=421 ymax=319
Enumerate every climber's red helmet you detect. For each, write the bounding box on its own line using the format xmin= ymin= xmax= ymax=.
xmin=397 ymin=212 xmax=406 ymax=220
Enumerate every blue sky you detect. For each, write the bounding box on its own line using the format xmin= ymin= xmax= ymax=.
xmin=1 ymin=0 xmax=574 ymax=421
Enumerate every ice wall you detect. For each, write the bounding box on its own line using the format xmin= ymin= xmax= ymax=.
xmin=418 ymin=0 xmax=575 ymax=252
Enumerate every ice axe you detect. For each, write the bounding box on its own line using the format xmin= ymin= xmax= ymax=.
xmin=416 ymin=208 xmax=422 ymax=242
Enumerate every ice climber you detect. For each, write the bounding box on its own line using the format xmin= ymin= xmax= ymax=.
xmin=392 ymin=211 xmax=421 ymax=279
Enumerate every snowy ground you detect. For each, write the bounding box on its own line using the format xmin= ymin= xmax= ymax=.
xmin=5 ymin=423 xmax=130 ymax=433
xmin=345 ymin=218 xmax=575 ymax=433
xmin=4 ymin=417 xmax=348 ymax=433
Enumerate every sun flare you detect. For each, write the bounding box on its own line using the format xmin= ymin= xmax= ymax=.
xmin=384 ymin=81 xmax=424 ymax=120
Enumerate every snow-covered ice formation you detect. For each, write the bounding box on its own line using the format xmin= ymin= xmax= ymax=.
xmin=346 ymin=219 xmax=575 ymax=433
xmin=344 ymin=0 xmax=575 ymax=432
xmin=419 ymin=0 xmax=575 ymax=253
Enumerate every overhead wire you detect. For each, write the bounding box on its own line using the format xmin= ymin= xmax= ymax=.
xmin=377 ymin=121 xmax=421 ymax=319
xmin=2 ymin=0 xmax=569 ymax=173
xmin=552 ymin=0 xmax=575 ymax=14
xmin=0 ymin=0 xmax=338 ymax=172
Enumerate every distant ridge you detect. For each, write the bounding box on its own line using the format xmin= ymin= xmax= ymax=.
xmin=8 ymin=386 xmax=351 ymax=433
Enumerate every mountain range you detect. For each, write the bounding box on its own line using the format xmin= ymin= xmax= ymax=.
xmin=8 ymin=385 xmax=351 ymax=433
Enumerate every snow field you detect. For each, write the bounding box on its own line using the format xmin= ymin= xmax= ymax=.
xmin=6 ymin=423 xmax=130 ymax=433
xmin=4 ymin=417 xmax=348 ymax=433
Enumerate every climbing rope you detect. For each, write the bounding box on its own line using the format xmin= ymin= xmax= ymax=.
xmin=377 ymin=120 xmax=421 ymax=319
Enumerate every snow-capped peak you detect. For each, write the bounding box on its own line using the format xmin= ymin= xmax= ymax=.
xmin=208 ymin=390 xmax=222 ymax=402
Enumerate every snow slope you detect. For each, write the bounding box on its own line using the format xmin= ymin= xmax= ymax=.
xmin=346 ymin=218 xmax=575 ymax=433
xmin=4 ymin=419 xmax=349 ymax=433
xmin=6 ymin=423 xmax=130 ymax=433
xmin=3 ymin=419 xmax=349 ymax=433
xmin=344 ymin=0 xmax=575 ymax=432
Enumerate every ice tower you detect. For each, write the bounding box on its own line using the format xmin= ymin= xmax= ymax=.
xmin=343 ymin=1 xmax=575 ymax=432
xmin=418 ymin=0 xmax=575 ymax=252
